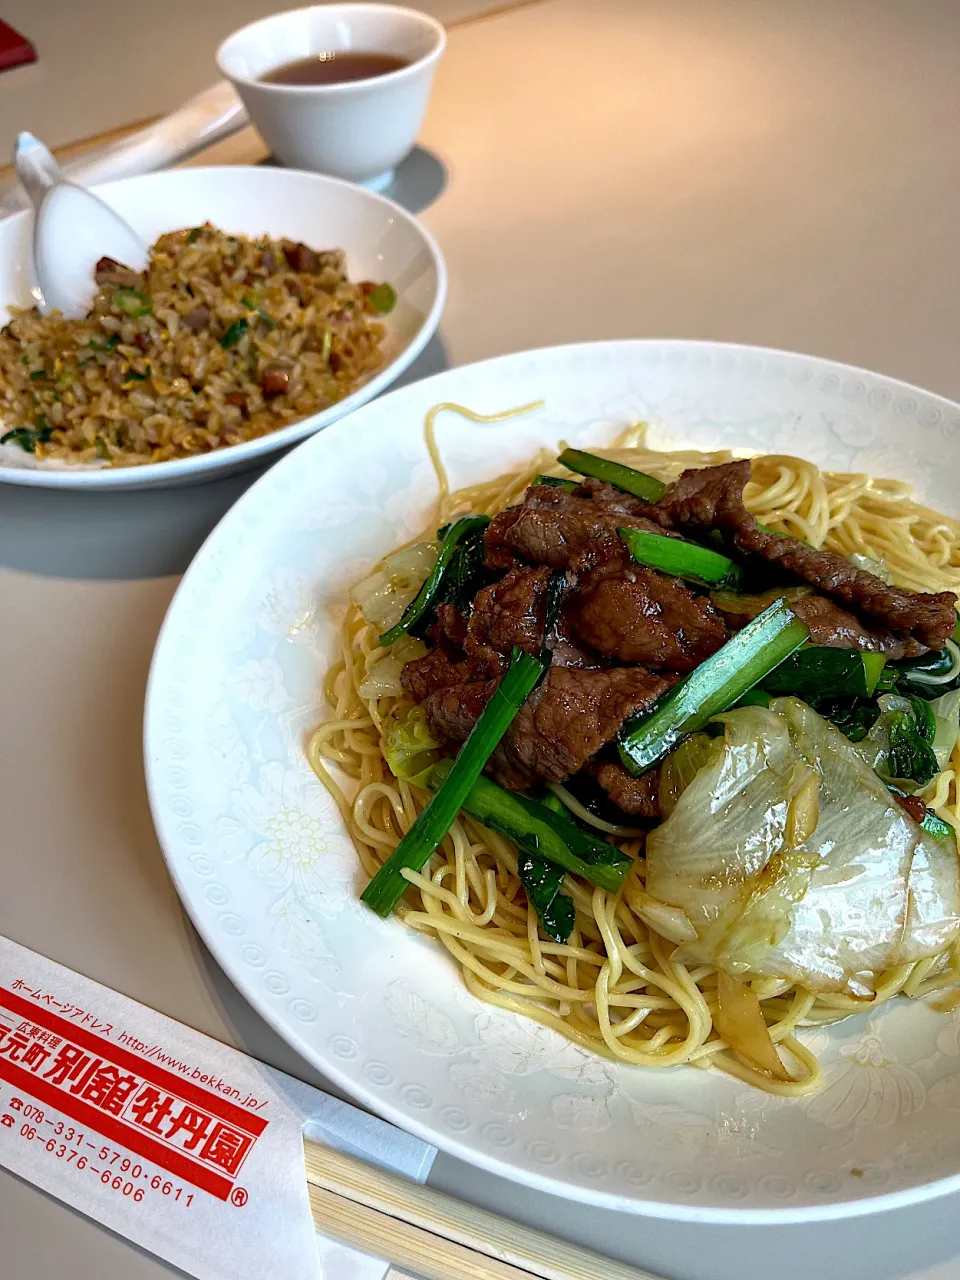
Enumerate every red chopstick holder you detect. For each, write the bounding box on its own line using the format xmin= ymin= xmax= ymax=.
xmin=0 ymin=20 xmax=36 ymax=72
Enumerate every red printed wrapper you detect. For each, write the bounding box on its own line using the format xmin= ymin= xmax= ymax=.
xmin=0 ymin=936 xmax=435 ymax=1280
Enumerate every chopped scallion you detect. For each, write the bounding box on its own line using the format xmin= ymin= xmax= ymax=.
xmin=557 ymin=448 xmax=666 ymax=502
xmin=618 ymin=597 xmax=810 ymax=775
xmin=361 ymin=648 xmax=547 ymax=917
xmin=618 ymin=526 xmax=743 ymax=589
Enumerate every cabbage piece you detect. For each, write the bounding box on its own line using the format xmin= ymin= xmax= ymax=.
xmin=351 ymin=542 xmax=439 ymax=630
xmin=931 ymin=687 xmax=960 ymax=770
xmin=381 ymin=706 xmax=445 ymax=786
xmin=658 ymin=732 xmax=721 ymax=819
xmin=359 ymin=636 xmax=427 ymax=700
xmin=644 ymin=697 xmax=960 ymax=994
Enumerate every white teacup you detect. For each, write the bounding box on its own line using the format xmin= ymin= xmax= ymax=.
xmin=217 ymin=4 xmax=446 ymax=191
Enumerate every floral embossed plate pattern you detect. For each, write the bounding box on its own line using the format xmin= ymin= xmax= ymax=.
xmin=145 ymin=340 xmax=960 ymax=1221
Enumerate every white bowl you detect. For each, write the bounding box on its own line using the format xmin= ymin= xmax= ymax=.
xmin=147 ymin=339 xmax=960 ymax=1222
xmin=217 ymin=4 xmax=446 ymax=190
xmin=0 ymin=165 xmax=446 ymax=490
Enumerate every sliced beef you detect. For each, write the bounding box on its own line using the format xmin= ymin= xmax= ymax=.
xmin=656 ymin=460 xmax=956 ymax=649
xmin=575 ymin=476 xmax=661 ymax=518
xmin=588 ymin=761 xmax=662 ymax=818
xmin=434 ymin=603 xmax=468 ymax=647
xmin=711 ymin=590 xmax=926 ymax=659
xmin=423 ymin=665 xmax=674 ymax=791
xmin=464 ymin=566 xmax=551 ymax=663
xmin=494 ymin=666 xmax=675 ymax=789
xmin=422 ymin=678 xmax=500 ymax=745
xmin=787 ymin=595 xmax=926 ymax=659
xmin=401 ymin=647 xmax=502 ymax=703
xmin=570 ymin=564 xmax=728 ymax=672
xmin=94 ymin=256 xmax=145 ymax=290
xmin=484 ymin=485 xmax=665 ymax=573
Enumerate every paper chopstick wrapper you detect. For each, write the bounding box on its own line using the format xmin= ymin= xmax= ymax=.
xmin=0 ymin=936 xmax=435 ymax=1280
xmin=0 ymin=82 xmax=249 ymax=217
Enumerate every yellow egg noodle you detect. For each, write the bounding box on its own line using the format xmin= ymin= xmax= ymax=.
xmin=308 ymin=407 xmax=960 ymax=1096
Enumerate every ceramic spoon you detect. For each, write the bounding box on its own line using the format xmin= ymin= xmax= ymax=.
xmin=14 ymin=131 xmax=148 ymax=319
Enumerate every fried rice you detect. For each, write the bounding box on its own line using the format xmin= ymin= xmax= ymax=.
xmin=0 ymin=224 xmax=396 ymax=467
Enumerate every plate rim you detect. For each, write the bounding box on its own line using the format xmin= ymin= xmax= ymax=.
xmin=145 ymin=337 xmax=960 ymax=1222
xmin=0 ymin=165 xmax=447 ymax=490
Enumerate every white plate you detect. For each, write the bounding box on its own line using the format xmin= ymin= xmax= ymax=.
xmin=0 ymin=166 xmax=445 ymax=490
xmin=145 ymin=340 xmax=960 ymax=1222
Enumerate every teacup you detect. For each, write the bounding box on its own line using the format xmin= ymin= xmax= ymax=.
xmin=217 ymin=4 xmax=446 ymax=190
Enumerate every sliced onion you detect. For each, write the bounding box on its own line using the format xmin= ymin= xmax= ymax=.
xmin=715 ymin=970 xmax=793 ymax=1082
xmin=634 ymin=892 xmax=699 ymax=944
xmin=350 ymin=542 xmax=439 ymax=629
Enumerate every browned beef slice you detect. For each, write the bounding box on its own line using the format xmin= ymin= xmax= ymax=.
xmin=94 ymin=256 xmax=145 ymax=289
xmin=434 ymin=603 xmax=468 ymax=648
xmin=484 ymin=505 xmax=524 ymax=570
xmin=485 ymin=485 xmax=666 ymax=573
xmin=575 ymin=476 xmax=662 ymax=518
xmin=492 ymin=666 xmax=675 ymax=788
xmin=401 ymin=648 xmax=503 ymax=703
xmin=421 ymin=665 xmax=673 ymax=790
xmin=422 ymin=678 xmax=500 ymax=744
xmin=657 ymin=461 xmax=957 ymax=649
xmin=711 ymin=590 xmax=926 ymax=659
xmin=464 ymin=566 xmax=551 ymax=661
xmin=570 ymin=564 xmax=728 ymax=672
xmin=787 ymin=595 xmax=927 ymax=659
xmin=588 ymin=761 xmax=662 ymax=818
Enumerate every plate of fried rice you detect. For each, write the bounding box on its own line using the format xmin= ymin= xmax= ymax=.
xmin=0 ymin=166 xmax=445 ymax=489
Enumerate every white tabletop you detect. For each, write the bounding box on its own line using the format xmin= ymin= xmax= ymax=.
xmin=4 ymin=2 xmax=960 ymax=1278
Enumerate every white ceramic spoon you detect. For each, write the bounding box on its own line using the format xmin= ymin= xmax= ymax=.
xmin=15 ymin=131 xmax=149 ymax=319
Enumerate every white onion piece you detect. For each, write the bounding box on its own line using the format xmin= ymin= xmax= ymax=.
xmin=350 ymin=542 xmax=439 ymax=630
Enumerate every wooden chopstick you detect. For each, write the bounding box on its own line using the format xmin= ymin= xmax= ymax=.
xmin=303 ymin=1140 xmax=664 ymax=1280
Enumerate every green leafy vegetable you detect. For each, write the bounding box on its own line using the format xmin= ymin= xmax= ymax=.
xmin=186 ymin=227 xmax=203 ymax=245
xmin=557 ymin=448 xmax=666 ymax=502
xmin=220 ymin=318 xmax=249 ymax=348
xmin=863 ymin=695 xmax=943 ymax=788
xmin=113 ymin=288 xmax=153 ymax=317
xmin=433 ymin=521 xmax=491 ymax=622
xmin=806 ymin=694 xmax=880 ymax=743
xmin=516 ymin=853 xmax=575 ymax=943
xmin=29 ymin=369 xmax=46 ymax=381
xmin=424 ymin=764 xmax=632 ymax=893
xmin=368 ymin=283 xmax=397 ymax=314
xmin=618 ymin=526 xmax=743 ymax=589
xmin=1 ymin=417 xmax=53 ymax=453
xmin=88 ymin=334 xmax=119 ymax=352
xmin=534 ymin=474 xmax=578 ymax=492
xmin=761 ymin=647 xmax=887 ymax=699
xmin=379 ymin=515 xmax=490 ymax=646
xmin=922 ymin=810 xmax=955 ymax=842
xmin=257 ymin=308 xmax=276 ymax=330
xmin=908 ymin=695 xmax=936 ymax=743
xmin=361 ymin=648 xmax=547 ymax=917
xmin=618 ymin=597 xmax=809 ymax=776
xmin=123 ymin=366 xmax=151 ymax=384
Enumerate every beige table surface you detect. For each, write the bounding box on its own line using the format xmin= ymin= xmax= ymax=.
xmin=4 ymin=2 xmax=960 ymax=1278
